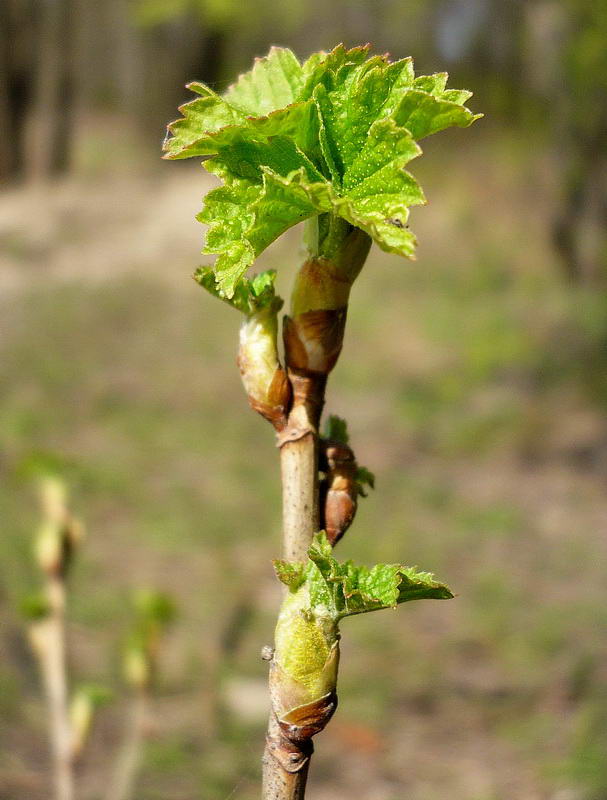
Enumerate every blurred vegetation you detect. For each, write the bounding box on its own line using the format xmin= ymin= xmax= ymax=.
xmin=2 ymin=0 xmax=605 ymax=281
xmin=1 ymin=1 xmax=606 ymax=798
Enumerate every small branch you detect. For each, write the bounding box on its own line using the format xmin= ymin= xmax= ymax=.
xmin=105 ymin=689 xmax=148 ymax=800
xmin=30 ymin=575 xmax=74 ymax=800
xmin=263 ymin=371 xmax=325 ymax=798
xmin=278 ymin=373 xmax=324 ymax=563
xmin=29 ymin=477 xmax=81 ymax=800
xmin=262 ymin=715 xmax=311 ymax=800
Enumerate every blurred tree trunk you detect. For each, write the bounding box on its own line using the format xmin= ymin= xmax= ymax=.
xmin=0 ymin=2 xmax=15 ymax=179
xmin=0 ymin=0 xmax=35 ymax=181
xmin=552 ymin=126 xmax=607 ymax=285
xmin=193 ymin=26 xmax=227 ymax=89
xmin=133 ymin=16 xmax=228 ymax=147
xmin=26 ymin=0 xmax=75 ymax=180
xmin=541 ymin=1 xmax=607 ymax=285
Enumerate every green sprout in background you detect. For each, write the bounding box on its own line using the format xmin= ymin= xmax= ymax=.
xmin=23 ymin=475 xmax=176 ymax=800
xmin=164 ymin=43 xmax=480 ymax=799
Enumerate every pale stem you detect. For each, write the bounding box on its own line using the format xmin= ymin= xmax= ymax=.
xmin=105 ymin=689 xmax=148 ymax=800
xmin=36 ymin=575 xmax=74 ymax=800
xmin=262 ymin=396 xmax=321 ymax=799
xmin=280 ymin=411 xmax=320 ymax=562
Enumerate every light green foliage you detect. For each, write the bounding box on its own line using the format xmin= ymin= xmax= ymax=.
xmin=133 ymin=589 xmax=176 ymax=626
xmin=135 ymin=0 xmax=304 ymax=30
xmin=355 ymin=466 xmax=375 ymax=496
xmin=164 ymin=45 xmax=481 ymax=296
xmin=124 ymin=590 xmax=176 ymax=689
xmin=20 ymin=592 xmax=51 ymax=620
xmin=194 ymin=266 xmax=282 ymax=317
xmin=323 ymin=414 xmax=349 ymax=444
xmin=72 ymin=683 xmax=113 ymax=708
xmin=274 ymin=532 xmax=452 ymax=622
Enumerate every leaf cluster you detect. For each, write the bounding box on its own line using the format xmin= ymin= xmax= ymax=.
xmin=164 ymin=44 xmax=481 ymax=296
xmin=274 ymin=532 xmax=452 ymax=621
xmin=194 ymin=265 xmax=282 ymax=316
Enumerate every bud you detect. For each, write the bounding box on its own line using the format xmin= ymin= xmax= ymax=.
xmin=34 ymin=476 xmax=84 ymax=577
xmin=124 ymin=644 xmax=150 ymax=690
xmin=34 ymin=520 xmax=65 ymax=575
xmin=270 ymin=533 xmax=453 ymax=749
xmin=283 ymin=223 xmax=371 ymax=427
xmin=124 ymin=590 xmax=176 ymax=690
xmin=69 ymin=685 xmax=110 ymax=757
xmin=39 ymin=476 xmax=68 ymax=524
xmin=196 ymin=266 xmax=291 ymax=429
xmin=270 ymin=589 xmax=339 ymax=744
xmin=320 ymin=441 xmax=358 ymax=547
xmin=238 ymin=307 xmax=291 ymax=430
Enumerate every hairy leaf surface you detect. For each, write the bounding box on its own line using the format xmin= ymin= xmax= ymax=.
xmin=164 ymin=45 xmax=481 ymax=295
xmin=274 ymin=532 xmax=452 ymax=621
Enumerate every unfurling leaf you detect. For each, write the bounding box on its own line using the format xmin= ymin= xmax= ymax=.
xmin=307 ymin=532 xmax=453 ymax=617
xmin=322 ymin=414 xmax=349 ymax=445
xmin=164 ymin=45 xmax=481 ymax=296
xmin=270 ymin=532 xmax=452 ymax=727
xmin=356 ymin=465 xmax=375 ymax=496
xmin=278 ymin=531 xmax=453 ymax=621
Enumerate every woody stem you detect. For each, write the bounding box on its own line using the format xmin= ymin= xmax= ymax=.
xmin=262 ymin=373 xmax=325 ymax=799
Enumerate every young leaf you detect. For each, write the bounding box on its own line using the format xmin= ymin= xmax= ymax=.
xmin=223 ymin=46 xmax=304 ymax=116
xmin=299 ymin=532 xmax=452 ymax=621
xmin=194 ymin=266 xmax=282 ymax=316
xmin=273 ymin=560 xmax=306 ymax=592
xmin=164 ymin=45 xmax=481 ymax=296
xmin=322 ymin=414 xmax=350 ymax=445
xmin=356 ymin=465 xmax=375 ymax=497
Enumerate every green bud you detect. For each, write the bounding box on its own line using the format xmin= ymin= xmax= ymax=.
xmin=238 ymin=308 xmax=290 ymax=428
xmin=69 ymin=685 xmax=111 ymax=756
xmin=273 ymin=589 xmax=340 ymax=707
xmin=197 ymin=266 xmax=291 ymax=428
xmin=124 ymin=645 xmax=150 ymax=690
xmin=285 ymin=227 xmax=371 ymax=377
xmin=34 ymin=521 xmax=64 ymax=575
xmin=270 ymin=587 xmax=340 ymax=743
xmin=269 ymin=534 xmax=453 ymax=743
xmin=39 ymin=475 xmax=68 ymax=524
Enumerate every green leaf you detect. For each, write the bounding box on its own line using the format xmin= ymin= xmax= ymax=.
xmin=273 ymin=560 xmax=306 ymax=591
xmin=195 ymin=266 xmax=283 ymax=316
xmin=20 ymin=592 xmax=51 ymax=620
xmin=163 ymin=83 xmax=244 ymax=159
xmin=305 ymin=532 xmax=452 ymax=620
xmin=322 ymin=414 xmax=349 ymax=444
xmin=356 ymin=465 xmax=375 ymax=497
xmin=223 ymin=47 xmax=304 ymax=116
xmin=392 ymin=89 xmax=482 ymax=140
xmin=72 ymin=683 xmax=113 ymax=708
xmin=133 ymin=589 xmax=176 ymax=627
xmin=164 ymin=45 xmax=481 ymax=293
xmin=197 ymin=156 xmax=332 ymax=296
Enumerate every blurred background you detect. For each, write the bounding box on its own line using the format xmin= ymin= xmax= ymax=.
xmin=1 ymin=1 xmax=607 ymax=799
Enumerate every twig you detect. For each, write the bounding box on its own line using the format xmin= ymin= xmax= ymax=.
xmin=29 ymin=477 xmax=80 ymax=800
xmin=30 ymin=573 xmax=74 ymax=800
xmin=104 ymin=689 xmax=148 ymax=800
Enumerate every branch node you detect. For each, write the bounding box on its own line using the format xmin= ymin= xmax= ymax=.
xmin=265 ymin=733 xmax=313 ymax=773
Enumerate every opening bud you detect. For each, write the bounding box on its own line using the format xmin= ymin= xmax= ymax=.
xmin=196 ymin=267 xmax=291 ymax=429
